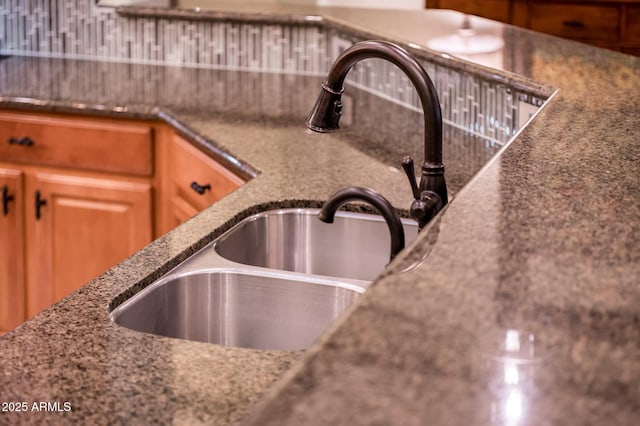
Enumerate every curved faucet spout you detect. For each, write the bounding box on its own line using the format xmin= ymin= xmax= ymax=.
xmin=309 ymin=40 xmax=442 ymax=168
xmin=318 ymin=187 xmax=405 ymax=262
xmin=307 ymin=40 xmax=448 ymax=229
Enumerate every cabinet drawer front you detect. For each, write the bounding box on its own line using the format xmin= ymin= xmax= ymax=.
xmin=0 ymin=112 xmax=153 ymax=176
xmin=627 ymin=6 xmax=640 ymax=43
xmin=171 ymin=135 xmax=244 ymax=212
xmin=529 ymin=4 xmax=620 ymax=41
xmin=435 ymin=0 xmax=511 ymax=23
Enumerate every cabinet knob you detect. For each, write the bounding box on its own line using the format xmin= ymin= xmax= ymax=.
xmin=2 ymin=185 xmax=14 ymax=216
xmin=562 ymin=20 xmax=585 ymax=29
xmin=35 ymin=190 xmax=47 ymax=220
xmin=8 ymin=136 xmax=35 ymax=147
xmin=190 ymin=181 xmax=211 ymax=195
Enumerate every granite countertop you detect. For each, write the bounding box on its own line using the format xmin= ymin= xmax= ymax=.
xmin=1 ymin=3 xmax=639 ymax=425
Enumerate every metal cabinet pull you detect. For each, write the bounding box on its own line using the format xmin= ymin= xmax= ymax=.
xmin=2 ymin=185 xmax=14 ymax=216
xmin=8 ymin=136 xmax=35 ymax=147
xmin=35 ymin=190 xmax=47 ymax=220
xmin=190 ymin=181 xmax=211 ymax=195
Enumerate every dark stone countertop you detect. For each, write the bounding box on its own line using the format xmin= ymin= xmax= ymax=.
xmin=1 ymin=3 xmax=639 ymax=425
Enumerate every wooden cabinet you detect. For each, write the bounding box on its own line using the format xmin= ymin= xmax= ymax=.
xmin=23 ymin=171 xmax=152 ymax=318
xmin=427 ymin=0 xmax=640 ymax=55
xmin=0 ymin=111 xmax=153 ymax=176
xmin=624 ymin=4 xmax=640 ymax=55
xmin=0 ymin=109 xmax=246 ymax=333
xmin=2 ymin=162 xmax=152 ymax=331
xmin=0 ymin=167 xmax=25 ymax=334
xmin=160 ymin=131 xmax=244 ymax=234
xmin=428 ymin=0 xmax=512 ymax=23
xmin=0 ymin=110 xmax=156 ymax=330
xmin=527 ymin=3 xmax=621 ymax=42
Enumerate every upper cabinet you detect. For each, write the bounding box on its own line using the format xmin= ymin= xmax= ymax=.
xmin=0 ymin=109 xmax=247 ymax=334
xmin=427 ymin=0 xmax=640 ymax=56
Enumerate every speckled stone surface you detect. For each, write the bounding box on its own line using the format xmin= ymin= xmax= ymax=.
xmin=1 ymin=3 xmax=639 ymax=426
xmin=0 ymin=55 xmax=495 ymax=425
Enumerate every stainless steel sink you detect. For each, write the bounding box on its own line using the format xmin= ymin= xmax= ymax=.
xmin=111 ymin=207 xmax=417 ymax=350
xmin=214 ymin=208 xmax=419 ymax=282
xmin=111 ymin=269 xmax=362 ymax=351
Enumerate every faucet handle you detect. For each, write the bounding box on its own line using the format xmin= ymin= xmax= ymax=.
xmin=402 ymin=156 xmax=444 ymax=230
xmin=401 ymin=156 xmax=421 ymax=199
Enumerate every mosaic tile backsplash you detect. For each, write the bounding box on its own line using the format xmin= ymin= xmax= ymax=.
xmin=0 ymin=0 xmax=545 ymax=144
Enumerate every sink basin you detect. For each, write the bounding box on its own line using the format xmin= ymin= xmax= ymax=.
xmin=111 ymin=270 xmax=363 ymax=351
xmin=214 ymin=208 xmax=419 ymax=282
xmin=111 ymin=207 xmax=417 ymax=350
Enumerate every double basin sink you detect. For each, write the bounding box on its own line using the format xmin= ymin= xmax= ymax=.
xmin=111 ymin=208 xmax=418 ymax=351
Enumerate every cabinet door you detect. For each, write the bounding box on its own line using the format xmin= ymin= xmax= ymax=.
xmin=0 ymin=167 xmax=25 ymax=334
xmin=160 ymin=133 xmax=244 ymax=234
xmin=24 ymin=172 xmax=152 ymax=318
xmin=168 ymin=194 xmax=200 ymax=230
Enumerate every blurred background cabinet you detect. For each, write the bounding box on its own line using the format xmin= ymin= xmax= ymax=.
xmin=427 ymin=0 xmax=640 ymax=55
xmin=428 ymin=0 xmax=513 ymax=22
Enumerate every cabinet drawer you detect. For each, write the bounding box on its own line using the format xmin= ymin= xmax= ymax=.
xmin=0 ymin=112 xmax=153 ymax=176
xmin=627 ymin=6 xmax=640 ymax=43
xmin=170 ymin=134 xmax=244 ymax=212
xmin=434 ymin=0 xmax=511 ymax=23
xmin=529 ymin=4 xmax=620 ymax=41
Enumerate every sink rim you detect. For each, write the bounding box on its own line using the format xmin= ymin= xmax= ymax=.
xmin=110 ymin=265 xmax=367 ymax=323
xmin=109 ymin=206 xmax=418 ymax=349
xmin=110 ymin=207 xmax=418 ymax=316
xmin=212 ymin=207 xmax=419 ymax=283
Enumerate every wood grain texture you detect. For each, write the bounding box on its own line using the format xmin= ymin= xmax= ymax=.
xmin=0 ymin=166 xmax=25 ymax=334
xmin=24 ymin=171 xmax=152 ymax=318
xmin=0 ymin=111 xmax=154 ymax=176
